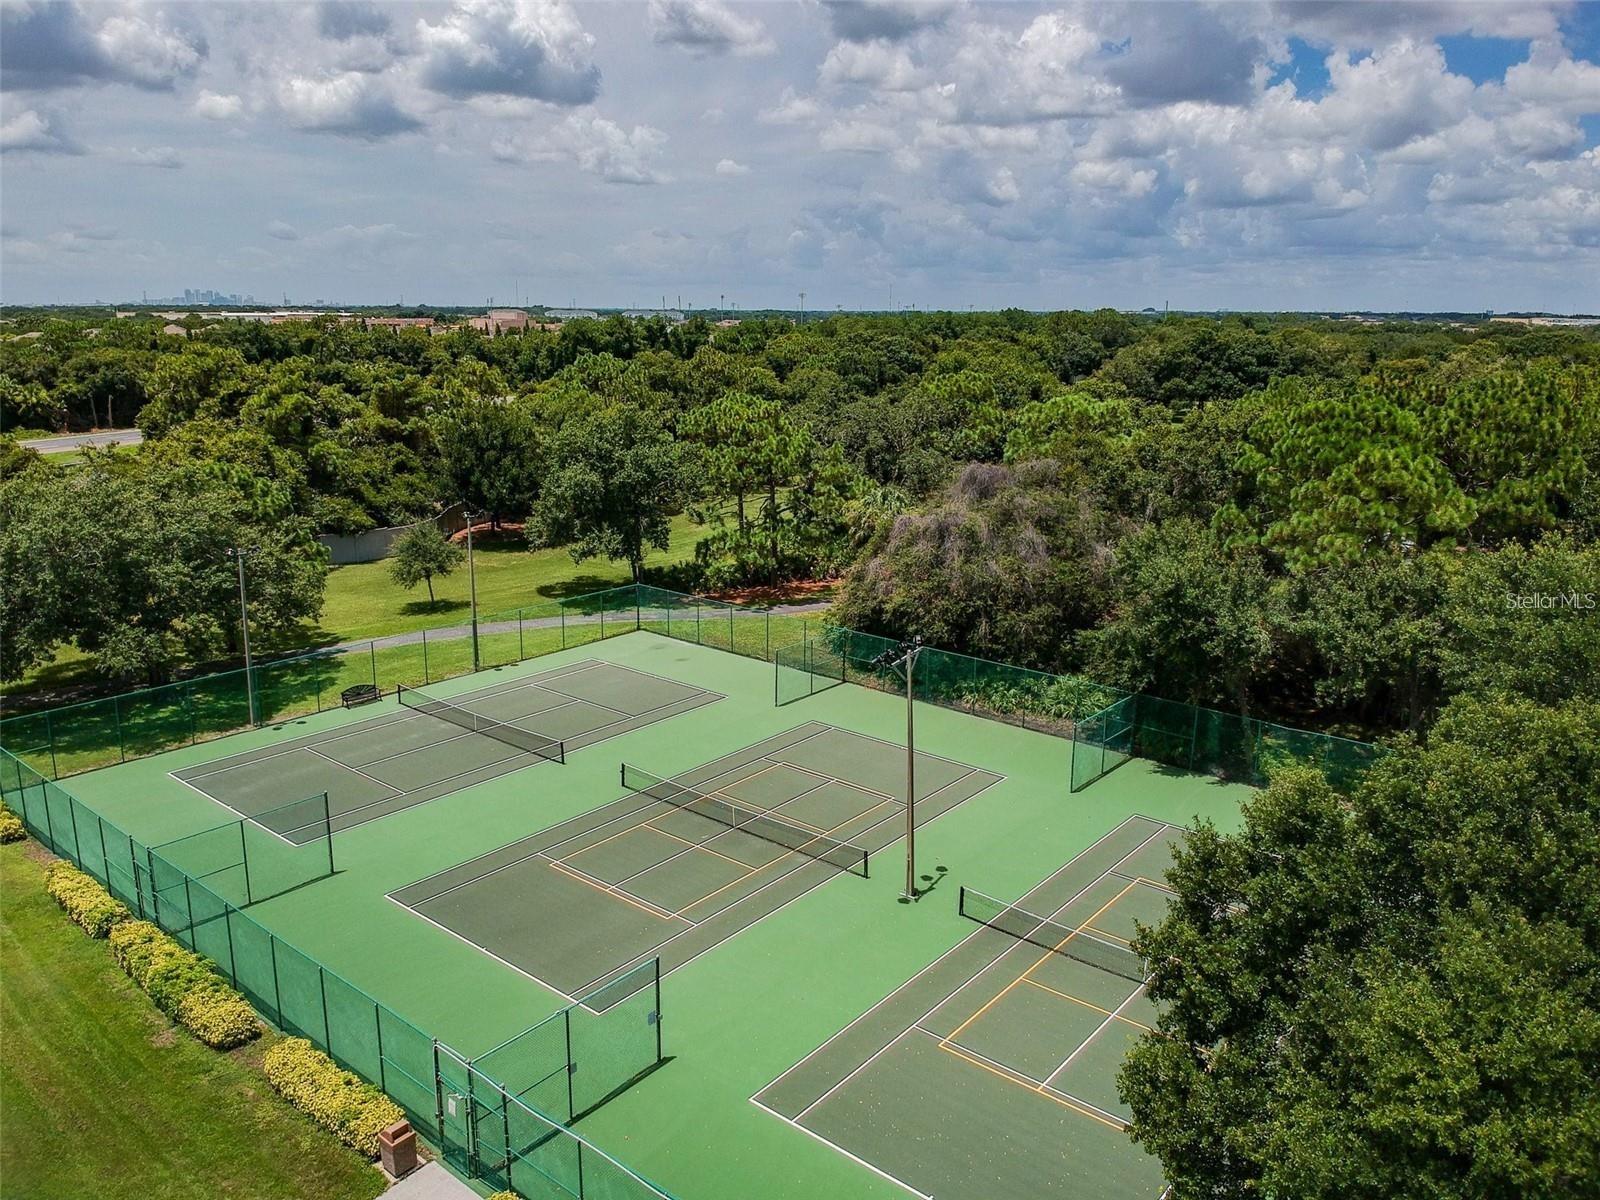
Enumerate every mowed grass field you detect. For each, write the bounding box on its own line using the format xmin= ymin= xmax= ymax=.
xmin=0 ymin=841 xmax=387 ymax=1200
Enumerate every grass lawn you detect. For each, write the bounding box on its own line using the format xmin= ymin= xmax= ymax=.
xmin=0 ymin=511 xmax=708 ymax=703
xmin=303 ymin=510 xmax=705 ymax=646
xmin=0 ymin=840 xmax=388 ymax=1200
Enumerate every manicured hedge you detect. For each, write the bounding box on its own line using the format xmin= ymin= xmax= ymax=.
xmin=0 ymin=802 xmax=24 ymax=843
xmin=44 ymin=861 xmax=130 ymax=937
xmin=108 ymin=920 xmax=260 ymax=1049
xmin=263 ymin=1038 xmax=404 ymax=1158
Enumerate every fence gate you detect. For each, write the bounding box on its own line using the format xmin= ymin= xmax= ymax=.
xmin=434 ymin=1043 xmax=477 ymax=1179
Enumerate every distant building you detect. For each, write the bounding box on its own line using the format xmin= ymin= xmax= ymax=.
xmin=467 ymin=309 xmax=533 ymax=335
xmin=162 ymin=323 xmax=187 ymax=336
xmin=544 ymin=308 xmax=599 ymax=321
xmin=364 ymin=316 xmax=436 ymax=331
xmin=622 ymin=309 xmax=684 ymax=322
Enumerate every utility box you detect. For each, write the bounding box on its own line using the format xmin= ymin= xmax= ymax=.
xmin=378 ymin=1120 xmax=418 ymax=1180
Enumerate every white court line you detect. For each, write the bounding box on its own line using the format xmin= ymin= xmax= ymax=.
xmin=540 ymin=852 xmax=689 ymax=924
xmin=759 ymin=817 xmax=1169 ymax=1108
xmin=383 ymin=893 xmax=588 ymax=1010
xmin=1041 ymin=978 xmax=1149 ymax=1092
xmin=556 ymin=761 xmax=1005 ymax=999
xmin=749 ymin=1098 xmax=933 ymax=1200
xmin=915 ymin=1026 xmax=1128 ymax=1129
xmin=305 ymin=745 xmax=404 ymax=796
xmin=177 ymin=665 xmax=724 ymax=839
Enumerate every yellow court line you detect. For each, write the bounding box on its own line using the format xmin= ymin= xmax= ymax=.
xmin=943 ymin=879 xmax=1140 ymax=1046
xmin=938 ymin=1040 xmax=1128 ymax=1132
xmin=544 ymin=857 xmax=687 ymax=924
xmin=673 ymin=804 xmax=876 ymax=920
xmin=566 ymin=783 xmax=758 ymax=860
xmin=774 ymin=757 xmax=897 ymax=804
xmin=1020 ymin=977 xmax=1152 ymax=1032
xmin=646 ymin=821 xmax=759 ymax=871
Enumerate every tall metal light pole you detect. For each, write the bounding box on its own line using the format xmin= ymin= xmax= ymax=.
xmin=464 ymin=510 xmax=482 ymax=672
xmin=227 ymin=547 xmax=258 ymax=726
xmin=871 ymin=636 xmax=925 ymax=901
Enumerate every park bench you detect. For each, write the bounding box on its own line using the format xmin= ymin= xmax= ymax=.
xmin=340 ymin=684 xmax=381 ymax=709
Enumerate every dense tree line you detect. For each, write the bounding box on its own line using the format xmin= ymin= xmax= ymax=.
xmin=3 ymin=306 xmax=1596 ymax=1193
xmin=2 ymin=310 xmax=1596 ymax=728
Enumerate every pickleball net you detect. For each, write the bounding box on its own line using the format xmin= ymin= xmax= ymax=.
xmin=621 ymin=763 xmax=869 ymax=877
xmin=397 ymin=684 xmax=566 ymax=764
xmin=959 ymin=886 xmax=1148 ymax=983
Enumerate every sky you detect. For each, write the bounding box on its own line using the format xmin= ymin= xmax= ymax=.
xmin=2 ymin=0 xmax=1598 ymax=312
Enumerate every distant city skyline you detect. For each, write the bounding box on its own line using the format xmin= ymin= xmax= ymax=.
xmin=3 ymin=1 xmax=1598 ymax=311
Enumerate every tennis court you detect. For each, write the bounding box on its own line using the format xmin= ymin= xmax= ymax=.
xmin=754 ymin=814 xmax=1185 ymax=1200
xmin=171 ymin=660 xmax=721 ymax=840
xmin=389 ymin=721 xmax=1004 ymax=1004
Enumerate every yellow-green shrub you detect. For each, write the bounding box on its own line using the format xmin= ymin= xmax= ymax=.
xmin=108 ymin=919 xmax=260 ymax=1049
xmin=263 ymin=1038 xmax=404 ymax=1158
xmin=0 ymin=802 xmax=24 ymax=843
xmin=44 ymin=860 xmax=129 ymax=937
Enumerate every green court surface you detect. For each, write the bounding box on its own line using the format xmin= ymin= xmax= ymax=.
xmin=57 ymin=631 xmax=1253 ymax=1200
xmin=171 ymin=660 xmax=720 ymax=839
xmin=754 ymin=815 xmax=1184 ymax=1200
xmin=389 ymin=723 xmax=1001 ymax=1001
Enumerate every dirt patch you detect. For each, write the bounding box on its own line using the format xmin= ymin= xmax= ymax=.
xmin=708 ymin=579 xmax=838 ymax=606
xmin=150 ymin=1026 xmax=178 ymax=1049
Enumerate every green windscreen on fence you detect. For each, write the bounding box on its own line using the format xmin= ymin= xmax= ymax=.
xmin=0 ymin=742 xmax=674 ymax=1200
xmin=0 ymin=581 xmax=1382 ymax=799
xmin=773 ymin=636 xmax=846 ymax=706
xmin=148 ymin=793 xmax=335 ymax=908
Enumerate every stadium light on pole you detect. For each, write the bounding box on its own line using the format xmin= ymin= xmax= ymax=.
xmin=226 ymin=546 xmax=259 ymax=726
xmin=870 ymin=636 xmax=925 ymax=902
xmin=464 ymin=509 xmax=482 ymax=672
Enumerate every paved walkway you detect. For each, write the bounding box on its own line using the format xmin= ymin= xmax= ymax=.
xmin=19 ymin=428 xmax=144 ymax=453
xmin=383 ymin=1161 xmax=478 ymax=1200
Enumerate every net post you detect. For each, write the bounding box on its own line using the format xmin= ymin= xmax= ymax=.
xmin=653 ymin=957 xmax=663 ymax=1065
xmin=240 ymin=819 xmax=253 ymax=905
xmin=323 ymin=793 xmax=333 ymax=877
xmin=563 ymin=1007 xmax=577 ymax=1120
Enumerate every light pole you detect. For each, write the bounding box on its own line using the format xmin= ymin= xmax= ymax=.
xmin=226 ymin=547 xmax=258 ymax=726
xmin=871 ymin=636 xmax=925 ymax=901
xmin=463 ymin=510 xmax=482 ymax=672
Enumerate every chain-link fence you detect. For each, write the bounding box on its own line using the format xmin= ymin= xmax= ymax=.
xmin=0 ymin=744 xmax=673 ymax=1200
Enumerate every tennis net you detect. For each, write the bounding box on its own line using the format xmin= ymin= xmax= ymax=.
xmin=397 ymin=684 xmax=565 ymax=764
xmin=621 ymin=764 xmax=869 ymax=877
xmin=959 ymin=886 xmax=1147 ymax=983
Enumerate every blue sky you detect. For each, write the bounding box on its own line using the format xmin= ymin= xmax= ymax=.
xmin=3 ymin=0 xmax=1598 ymax=311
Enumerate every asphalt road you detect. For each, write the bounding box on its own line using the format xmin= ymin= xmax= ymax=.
xmin=19 ymin=428 xmax=144 ymax=453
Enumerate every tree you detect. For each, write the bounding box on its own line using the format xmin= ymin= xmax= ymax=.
xmin=1083 ymin=518 xmax=1275 ymax=709
xmin=832 ymin=461 xmax=1114 ymax=669
xmin=386 ymin=522 xmax=463 ymax=604
xmin=0 ymin=451 xmax=326 ymax=683
xmin=530 ymin=405 xmax=683 ymax=582
xmin=1121 ymin=695 xmax=1600 ymax=1200
xmin=431 ymin=396 xmax=542 ymax=529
